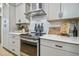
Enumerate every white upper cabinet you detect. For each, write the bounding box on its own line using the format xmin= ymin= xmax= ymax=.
xmin=0 ymin=9 xmax=1 ymax=16
xmin=62 ymin=3 xmax=79 ymax=19
xmin=16 ymin=3 xmax=29 ymax=24
xmin=9 ymin=4 xmax=16 ymax=32
xmin=48 ymin=3 xmax=60 ymax=21
xmin=48 ymin=3 xmax=79 ymax=21
xmin=0 ymin=3 xmax=2 ymax=16
xmin=25 ymin=3 xmax=46 ymax=17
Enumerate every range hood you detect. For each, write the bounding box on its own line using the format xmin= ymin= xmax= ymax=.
xmin=24 ymin=9 xmax=46 ymax=16
xmin=24 ymin=3 xmax=46 ymax=17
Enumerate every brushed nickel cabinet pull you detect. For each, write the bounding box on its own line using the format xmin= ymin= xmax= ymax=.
xmin=13 ymin=36 xmax=15 ymax=38
xmin=12 ymin=49 xmax=15 ymax=51
xmin=55 ymin=45 xmax=63 ymax=48
xmin=12 ymin=41 xmax=15 ymax=44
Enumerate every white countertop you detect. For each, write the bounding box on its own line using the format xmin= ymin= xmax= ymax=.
xmin=9 ymin=32 xmax=28 ymax=35
xmin=40 ymin=34 xmax=79 ymax=45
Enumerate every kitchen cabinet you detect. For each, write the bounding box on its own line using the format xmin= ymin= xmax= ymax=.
xmin=3 ymin=3 xmax=9 ymax=49
xmin=3 ymin=3 xmax=16 ymax=32
xmin=62 ymin=3 xmax=79 ymax=19
xmin=0 ymin=3 xmax=2 ymax=8
xmin=25 ymin=3 xmax=31 ymax=20
xmin=16 ymin=3 xmax=29 ymax=24
xmin=3 ymin=3 xmax=17 ymax=49
xmin=0 ymin=6 xmax=1 ymax=16
xmin=48 ymin=3 xmax=79 ymax=21
xmin=0 ymin=12 xmax=1 ymax=17
xmin=47 ymin=3 xmax=60 ymax=21
xmin=8 ymin=34 xmax=20 ymax=55
xmin=9 ymin=4 xmax=16 ymax=32
xmin=40 ymin=39 xmax=79 ymax=56
xmin=41 ymin=45 xmax=78 ymax=56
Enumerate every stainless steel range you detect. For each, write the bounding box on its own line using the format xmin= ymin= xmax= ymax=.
xmin=20 ymin=21 xmax=49 ymax=56
xmin=20 ymin=33 xmax=40 ymax=56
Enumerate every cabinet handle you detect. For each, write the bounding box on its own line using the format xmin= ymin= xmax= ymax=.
xmin=13 ymin=36 xmax=15 ymax=38
xmin=12 ymin=49 xmax=15 ymax=51
xmin=55 ymin=45 xmax=63 ymax=48
xmin=12 ymin=41 xmax=15 ymax=44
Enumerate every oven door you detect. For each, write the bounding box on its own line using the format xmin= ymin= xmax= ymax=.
xmin=21 ymin=38 xmax=38 ymax=56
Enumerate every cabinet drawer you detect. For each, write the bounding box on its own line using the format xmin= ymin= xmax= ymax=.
xmin=41 ymin=45 xmax=79 ymax=56
xmin=8 ymin=38 xmax=20 ymax=45
xmin=40 ymin=39 xmax=55 ymax=47
xmin=9 ymin=40 xmax=20 ymax=47
xmin=8 ymin=34 xmax=20 ymax=55
xmin=8 ymin=40 xmax=20 ymax=55
xmin=8 ymin=35 xmax=20 ymax=47
xmin=9 ymin=34 xmax=20 ymax=39
xmin=40 ymin=39 xmax=79 ymax=54
xmin=9 ymin=46 xmax=20 ymax=55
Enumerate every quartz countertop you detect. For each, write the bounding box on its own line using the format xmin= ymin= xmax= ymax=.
xmin=40 ymin=34 xmax=79 ymax=45
xmin=9 ymin=32 xmax=28 ymax=35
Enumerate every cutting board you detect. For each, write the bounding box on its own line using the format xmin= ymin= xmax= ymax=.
xmin=48 ymin=27 xmax=60 ymax=35
xmin=48 ymin=21 xmax=70 ymax=35
xmin=60 ymin=21 xmax=70 ymax=34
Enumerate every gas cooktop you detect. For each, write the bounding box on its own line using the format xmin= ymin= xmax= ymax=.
xmin=20 ymin=34 xmax=40 ymax=40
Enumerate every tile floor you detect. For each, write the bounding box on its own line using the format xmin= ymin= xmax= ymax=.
xmin=0 ymin=45 xmax=29 ymax=56
xmin=0 ymin=45 xmax=14 ymax=56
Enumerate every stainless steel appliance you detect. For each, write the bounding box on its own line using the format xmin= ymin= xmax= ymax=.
xmin=20 ymin=20 xmax=49 ymax=56
xmin=20 ymin=33 xmax=40 ymax=56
